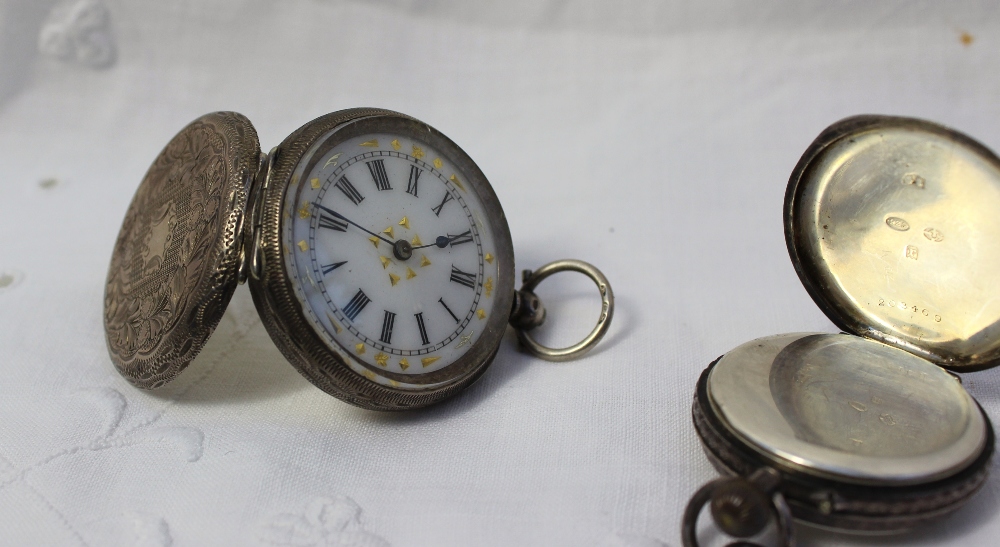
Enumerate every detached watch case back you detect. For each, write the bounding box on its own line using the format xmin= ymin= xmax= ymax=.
xmin=104 ymin=110 xmax=613 ymax=411
xmin=684 ymin=116 xmax=1000 ymax=546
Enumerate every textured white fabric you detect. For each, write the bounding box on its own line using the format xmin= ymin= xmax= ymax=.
xmin=2 ymin=1 xmax=1000 ymax=545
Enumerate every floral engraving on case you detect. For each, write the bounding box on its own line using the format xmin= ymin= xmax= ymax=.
xmin=104 ymin=114 xmax=241 ymax=388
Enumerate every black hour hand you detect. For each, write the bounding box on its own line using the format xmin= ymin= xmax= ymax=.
xmin=415 ymin=230 xmax=474 ymax=250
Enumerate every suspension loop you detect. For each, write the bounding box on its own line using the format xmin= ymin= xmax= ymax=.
xmin=681 ymin=470 xmax=795 ymax=547
xmin=510 ymin=259 xmax=614 ymax=362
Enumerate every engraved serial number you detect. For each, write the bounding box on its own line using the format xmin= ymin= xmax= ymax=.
xmin=877 ymin=297 xmax=942 ymax=322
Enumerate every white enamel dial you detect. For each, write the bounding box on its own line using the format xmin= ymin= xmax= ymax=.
xmin=283 ymin=131 xmax=500 ymax=389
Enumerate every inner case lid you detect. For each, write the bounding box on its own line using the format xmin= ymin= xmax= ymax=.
xmin=785 ymin=115 xmax=1000 ymax=370
xmin=707 ymin=333 xmax=987 ymax=485
xmin=104 ymin=112 xmax=260 ymax=388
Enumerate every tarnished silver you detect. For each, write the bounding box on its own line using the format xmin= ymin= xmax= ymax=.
xmin=686 ymin=115 xmax=999 ymax=543
xmin=103 ymin=112 xmax=259 ymax=388
xmin=104 ymin=109 xmax=613 ymax=410
xmin=512 ymin=259 xmax=614 ymax=362
xmin=249 ymin=109 xmax=517 ymax=409
xmin=238 ymin=148 xmax=270 ymax=285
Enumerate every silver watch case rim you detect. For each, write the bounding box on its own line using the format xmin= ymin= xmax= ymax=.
xmin=688 ymin=114 xmax=1000 ymax=535
xmin=248 ymin=109 xmax=516 ymax=410
xmin=105 ymin=109 xmax=516 ymax=410
xmin=692 ymin=353 xmax=994 ymax=533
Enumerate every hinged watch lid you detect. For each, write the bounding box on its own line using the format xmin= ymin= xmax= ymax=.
xmin=104 ymin=112 xmax=261 ymax=388
xmin=785 ymin=115 xmax=1000 ymax=370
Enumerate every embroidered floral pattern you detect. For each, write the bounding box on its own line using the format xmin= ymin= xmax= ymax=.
xmin=39 ymin=0 xmax=117 ymax=69
xmin=0 ymin=388 xmax=202 ymax=544
xmin=261 ymin=497 xmax=390 ymax=547
xmin=0 ymin=388 xmax=204 ymax=493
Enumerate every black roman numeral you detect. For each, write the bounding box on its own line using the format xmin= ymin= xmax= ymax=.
xmin=406 ymin=165 xmax=421 ymax=197
xmin=380 ymin=311 xmax=396 ymax=344
xmin=342 ymin=289 xmax=371 ymax=321
xmin=449 ymin=265 xmax=476 ymax=289
xmin=321 ymin=261 xmax=347 ymax=275
xmin=432 ymin=190 xmax=454 ymax=216
xmin=334 ymin=176 xmax=364 ymax=205
xmin=447 ymin=230 xmax=473 ymax=246
xmin=318 ymin=213 xmax=348 ymax=232
xmin=414 ymin=312 xmax=430 ymax=345
xmin=438 ymin=297 xmax=460 ymax=323
xmin=367 ymin=159 xmax=392 ymax=191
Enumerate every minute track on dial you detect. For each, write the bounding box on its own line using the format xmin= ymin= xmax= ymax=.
xmin=99 ymin=108 xmax=616 ymax=415
xmin=105 ymin=109 xmax=612 ymax=411
xmin=295 ymin=134 xmax=491 ymax=376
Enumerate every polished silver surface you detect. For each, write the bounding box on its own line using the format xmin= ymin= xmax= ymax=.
xmin=514 ymin=259 xmax=614 ymax=362
xmin=786 ymin=117 xmax=1000 ymax=369
xmin=707 ymin=333 xmax=987 ymax=485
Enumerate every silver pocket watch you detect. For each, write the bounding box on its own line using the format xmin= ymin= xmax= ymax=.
xmin=684 ymin=116 xmax=1000 ymax=545
xmin=104 ymin=109 xmax=613 ymax=410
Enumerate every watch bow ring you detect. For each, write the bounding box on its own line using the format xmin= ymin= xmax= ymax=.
xmin=512 ymin=259 xmax=614 ymax=362
xmin=103 ymin=109 xmax=615 ymax=410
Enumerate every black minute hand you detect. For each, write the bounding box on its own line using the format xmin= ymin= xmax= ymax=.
xmin=313 ymin=203 xmax=394 ymax=245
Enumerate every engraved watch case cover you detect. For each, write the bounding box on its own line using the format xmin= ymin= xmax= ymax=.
xmin=248 ymin=110 xmax=515 ymax=410
xmin=785 ymin=115 xmax=1000 ymax=371
xmin=104 ymin=112 xmax=261 ymax=388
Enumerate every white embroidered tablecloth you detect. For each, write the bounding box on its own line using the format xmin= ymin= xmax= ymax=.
xmin=2 ymin=1 xmax=1000 ymax=545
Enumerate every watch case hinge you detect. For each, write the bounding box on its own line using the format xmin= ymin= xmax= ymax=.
xmin=238 ymin=147 xmax=276 ymax=284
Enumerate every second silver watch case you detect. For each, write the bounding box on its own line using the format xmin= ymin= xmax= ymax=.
xmin=684 ymin=115 xmax=1000 ymax=545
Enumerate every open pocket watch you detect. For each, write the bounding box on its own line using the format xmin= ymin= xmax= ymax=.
xmin=104 ymin=109 xmax=613 ymax=410
xmin=683 ymin=116 xmax=1000 ymax=546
